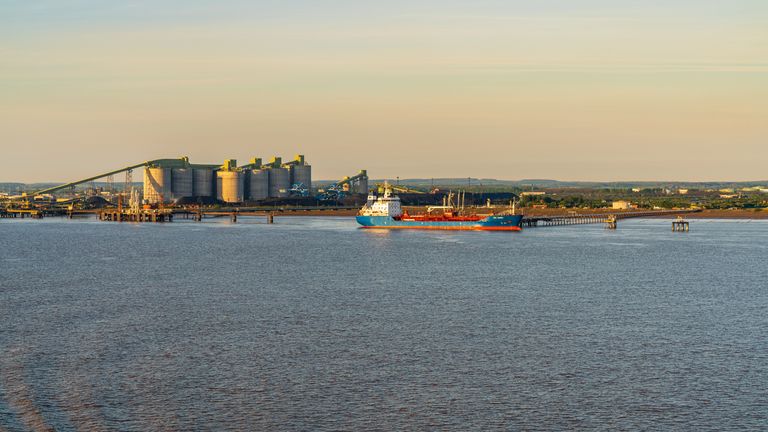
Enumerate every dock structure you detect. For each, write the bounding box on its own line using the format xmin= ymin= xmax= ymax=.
xmin=97 ymin=188 xmax=175 ymax=222
xmin=172 ymin=205 xmax=359 ymax=222
xmin=672 ymin=216 xmax=690 ymax=232
xmin=521 ymin=209 xmax=700 ymax=228
xmin=98 ymin=209 xmax=173 ymax=222
xmin=1 ymin=208 xmax=44 ymax=219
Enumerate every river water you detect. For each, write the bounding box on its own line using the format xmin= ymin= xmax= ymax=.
xmin=1 ymin=216 xmax=766 ymax=431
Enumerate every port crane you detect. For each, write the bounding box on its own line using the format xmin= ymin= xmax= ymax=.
xmin=316 ymin=183 xmax=347 ymax=201
xmin=316 ymin=170 xmax=369 ymax=201
xmin=289 ymin=183 xmax=310 ymax=197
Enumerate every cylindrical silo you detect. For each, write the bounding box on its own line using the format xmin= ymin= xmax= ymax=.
xmin=291 ymin=164 xmax=312 ymax=190
xmin=171 ymin=168 xmax=193 ymax=200
xmin=268 ymin=167 xmax=290 ymax=198
xmin=217 ymin=170 xmax=244 ymax=203
xmin=248 ymin=169 xmax=269 ymax=201
xmin=193 ymin=168 xmax=214 ymax=197
xmin=143 ymin=167 xmax=171 ymax=203
xmin=357 ymin=176 xmax=369 ymax=194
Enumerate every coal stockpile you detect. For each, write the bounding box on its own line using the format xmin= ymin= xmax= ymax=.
xmin=84 ymin=196 xmax=112 ymax=208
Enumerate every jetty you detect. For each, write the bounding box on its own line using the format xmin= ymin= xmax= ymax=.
xmin=521 ymin=209 xmax=700 ymax=228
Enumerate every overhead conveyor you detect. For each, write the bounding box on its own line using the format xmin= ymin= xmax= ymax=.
xmin=15 ymin=157 xmax=195 ymax=198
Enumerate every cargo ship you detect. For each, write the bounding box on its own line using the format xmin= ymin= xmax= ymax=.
xmin=356 ymin=186 xmax=523 ymax=231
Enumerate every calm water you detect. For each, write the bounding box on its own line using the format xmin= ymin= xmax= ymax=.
xmin=1 ymin=216 xmax=767 ymax=431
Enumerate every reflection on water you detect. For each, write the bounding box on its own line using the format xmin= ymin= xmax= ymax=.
xmin=1 ymin=217 xmax=767 ymax=430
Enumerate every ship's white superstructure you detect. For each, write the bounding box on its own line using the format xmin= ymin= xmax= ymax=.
xmin=358 ymin=184 xmax=402 ymax=217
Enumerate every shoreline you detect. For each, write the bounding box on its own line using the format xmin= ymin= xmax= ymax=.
xmin=4 ymin=208 xmax=766 ymax=220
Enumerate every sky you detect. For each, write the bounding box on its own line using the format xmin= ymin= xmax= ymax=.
xmin=1 ymin=0 xmax=766 ymax=182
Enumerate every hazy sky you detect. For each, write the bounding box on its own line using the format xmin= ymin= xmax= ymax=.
xmin=1 ymin=0 xmax=766 ymax=182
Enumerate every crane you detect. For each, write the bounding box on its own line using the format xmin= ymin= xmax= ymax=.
xmin=317 ymin=170 xmax=369 ymax=201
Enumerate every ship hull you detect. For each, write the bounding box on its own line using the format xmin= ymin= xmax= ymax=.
xmin=356 ymin=214 xmax=523 ymax=231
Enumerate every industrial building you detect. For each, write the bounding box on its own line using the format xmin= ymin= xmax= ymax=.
xmin=143 ymin=154 xmax=319 ymax=204
xmin=5 ymin=154 xmax=367 ymax=206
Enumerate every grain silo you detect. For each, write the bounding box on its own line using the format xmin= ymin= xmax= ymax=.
xmin=268 ymin=167 xmax=290 ymax=198
xmin=248 ymin=169 xmax=269 ymax=201
xmin=217 ymin=170 xmax=244 ymax=203
xmin=357 ymin=170 xmax=369 ymax=194
xmin=171 ymin=168 xmax=193 ymax=200
xmin=289 ymin=155 xmax=311 ymax=191
xmin=143 ymin=167 xmax=171 ymax=203
xmin=193 ymin=168 xmax=214 ymax=197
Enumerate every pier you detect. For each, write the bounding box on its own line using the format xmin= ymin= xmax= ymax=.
xmin=521 ymin=209 xmax=701 ymax=228
xmin=98 ymin=209 xmax=173 ymax=222
xmin=1 ymin=208 xmax=46 ymax=219
xmin=172 ymin=206 xmax=359 ymax=222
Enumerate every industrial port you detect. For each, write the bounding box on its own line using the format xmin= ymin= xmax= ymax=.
xmin=1 ymin=154 xmax=369 ymax=206
xmin=1 ymin=157 xmax=763 ymax=226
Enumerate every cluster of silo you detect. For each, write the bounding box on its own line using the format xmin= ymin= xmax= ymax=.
xmin=143 ymin=157 xmax=217 ymax=204
xmin=241 ymin=154 xmax=311 ymax=201
xmin=143 ymin=155 xmax=315 ymax=204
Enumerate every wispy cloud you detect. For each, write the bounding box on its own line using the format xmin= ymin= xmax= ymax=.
xmin=455 ymin=62 xmax=768 ymax=73
xmin=403 ymin=14 xmax=646 ymax=23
